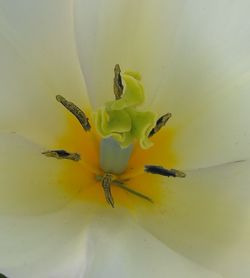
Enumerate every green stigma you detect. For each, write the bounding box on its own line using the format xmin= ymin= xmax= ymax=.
xmin=94 ymin=67 xmax=156 ymax=149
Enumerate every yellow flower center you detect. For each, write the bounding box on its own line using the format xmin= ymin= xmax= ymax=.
xmin=57 ymin=114 xmax=177 ymax=211
xmin=44 ymin=65 xmax=184 ymax=211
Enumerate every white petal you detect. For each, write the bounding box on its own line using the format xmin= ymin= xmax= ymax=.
xmin=0 ymin=202 xmax=92 ymax=278
xmin=74 ymin=0 xmax=250 ymax=166
xmin=0 ymin=0 xmax=89 ymax=146
xmin=173 ymin=81 xmax=250 ymax=169
xmin=0 ymin=133 xmax=79 ymax=215
xmin=84 ymin=216 xmax=221 ymax=278
xmin=137 ymin=160 xmax=250 ymax=277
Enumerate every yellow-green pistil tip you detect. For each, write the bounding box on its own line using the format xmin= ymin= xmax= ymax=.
xmin=94 ymin=71 xmax=156 ymax=149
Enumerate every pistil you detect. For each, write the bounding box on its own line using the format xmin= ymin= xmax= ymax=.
xmin=100 ymin=137 xmax=133 ymax=174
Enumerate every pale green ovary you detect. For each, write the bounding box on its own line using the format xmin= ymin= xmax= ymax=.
xmin=94 ymin=71 xmax=156 ymax=149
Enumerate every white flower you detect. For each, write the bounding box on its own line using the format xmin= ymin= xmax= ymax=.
xmin=0 ymin=0 xmax=249 ymax=277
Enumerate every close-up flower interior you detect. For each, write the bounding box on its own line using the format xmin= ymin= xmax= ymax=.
xmin=0 ymin=1 xmax=250 ymax=278
xmin=42 ymin=64 xmax=186 ymax=210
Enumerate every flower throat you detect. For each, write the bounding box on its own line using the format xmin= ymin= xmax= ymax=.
xmin=42 ymin=64 xmax=185 ymax=207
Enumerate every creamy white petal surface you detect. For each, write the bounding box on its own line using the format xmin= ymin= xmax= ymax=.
xmin=0 ymin=133 xmax=81 ymax=215
xmin=137 ymin=160 xmax=250 ymax=278
xmin=0 ymin=1 xmax=249 ymax=278
xmin=0 ymin=202 xmax=90 ymax=278
xmin=83 ymin=217 xmax=221 ymax=278
xmin=0 ymin=206 xmax=221 ymax=278
xmin=74 ymin=0 xmax=250 ymax=168
xmin=0 ymin=0 xmax=89 ymax=146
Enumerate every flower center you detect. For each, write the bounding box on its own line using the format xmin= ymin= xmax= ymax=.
xmin=42 ymin=65 xmax=186 ymax=208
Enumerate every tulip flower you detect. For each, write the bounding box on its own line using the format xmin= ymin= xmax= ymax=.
xmin=0 ymin=1 xmax=249 ymax=277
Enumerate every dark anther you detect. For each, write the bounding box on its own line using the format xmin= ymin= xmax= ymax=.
xmin=101 ymin=173 xmax=115 ymax=208
xmin=148 ymin=113 xmax=172 ymax=138
xmin=42 ymin=150 xmax=80 ymax=161
xmin=113 ymin=64 xmax=123 ymax=100
xmin=56 ymin=95 xmax=91 ymax=131
xmin=144 ymin=165 xmax=186 ymax=178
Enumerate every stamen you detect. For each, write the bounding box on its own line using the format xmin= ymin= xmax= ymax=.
xmin=96 ymin=175 xmax=153 ymax=204
xmin=144 ymin=165 xmax=186 ymax=178
xmin=113 ymin=64 xmax=123 ymax=99
xmin=112 ymin=180 xmax=153 ymax=203
xmin=148 ymin=113 xmax=172 ymax=138
xmin=56 ymin=95 xmax=91 ymax=131
xmin=42 ymin=150 xmax=80 ymax=161
xmin=101 ymin=173 xmax=115 ymax=208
